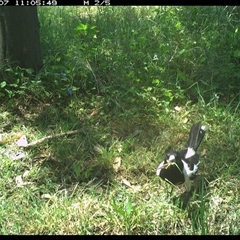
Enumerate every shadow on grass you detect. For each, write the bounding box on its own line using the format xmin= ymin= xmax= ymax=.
xmin=171 ymin=173 xmax=216 ymax=210
xmin=1 ymin=93 xmax=165 ymax=193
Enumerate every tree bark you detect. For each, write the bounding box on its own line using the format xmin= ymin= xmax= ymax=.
xmin=0 ymin=7 xmax=43 ymax=73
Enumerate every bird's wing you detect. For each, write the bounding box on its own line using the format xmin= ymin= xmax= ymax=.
xmin=179 ymin=149 xmax=200 ymax=170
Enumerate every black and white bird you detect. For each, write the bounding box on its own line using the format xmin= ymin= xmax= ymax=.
xmin=156 ymin=122 xmax=207 ymax=192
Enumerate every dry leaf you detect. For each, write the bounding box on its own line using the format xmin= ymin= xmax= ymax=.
xmin=5 ymin=152 xmax=26 ymax=161
xmin=113 ymin=157 xmax=121 ymax=173
xmin=130 ymin=129 xmax=143 ymax=138
xmin=41 ymin=194 xmax=52 ymax=199
xmin=71 ymin=202 xmax=81 ymax=209
xmin=11 ymin=152 xmax=26 ymax=161
xmin=174 ymin=106 xmax=181 ymax=112
xmin=22 ymin=170 xmax=30 ymax=178
xmin=89 ymin=108 xmax=99 ymax=117
xmin=93 ymin=145 xmax=103 ymax=154
xmin=15 ymin=174 xmax=33 ymax=187
xmin=201 ymin=148 xmax=207 ymax=156
xmin=182 ymin=118 xmax=188 ymax=124
xmin=117 ymin=144 xmax=123 ymax=153
xmin=16 ymin=175 xmax=24 ymax=186
xmin=121 ymin=178 xmax=132 ymax=188
xmin=121 ymin=177 xmax=141 ymax=192
xmin=16 ymin=135 xmax=28 ymax=147
xmin=132 ymin=185 xmax=141 ymax=192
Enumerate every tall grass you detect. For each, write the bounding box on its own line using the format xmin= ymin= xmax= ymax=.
xmin=0 ymin=6 xmax=240 ymax=234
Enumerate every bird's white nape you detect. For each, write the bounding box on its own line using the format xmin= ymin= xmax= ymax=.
xmin=185 ymin=147 xmax=195 ymax=159
xmin=168 ymin=155 xmax=175 ymax=161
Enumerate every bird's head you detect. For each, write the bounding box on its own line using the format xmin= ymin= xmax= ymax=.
xmin=165 ymin=150 xmax=180 ymax=162
xmin=156 ymin=150 xmax=183 ymax=176
xmin=160 ymin=151 xmax=180 ymax=169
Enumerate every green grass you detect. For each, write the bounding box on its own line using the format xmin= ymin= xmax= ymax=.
xmin=1 ymin=6 xmax=240 ymax=234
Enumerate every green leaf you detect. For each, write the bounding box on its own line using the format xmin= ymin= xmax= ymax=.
xmin=233 ymin=50 xmax=240 ymax=58
xmin=76 ymin=23 xmax=88 ymax=31
xmin=112 ymin=203 xmax=125 ymax=216
xmin=90 ymin=25 xmax=97 ymax=30
xmin=71 ymin=86 xmax=79 ymax=91
xmin=25 ymin=68 xmax=33 ymax=74
xmin=152 ymin=79 xmax=161 ymax=86
xmin=179 ymin=49 xmax=185 ymax=55
xmin=125 ymin=200 xmax=132 ymax=216
xmin=177 ymin=69 xmax=186 ymax=81
xmin=0 ymin=81 xmax=6 ymax=88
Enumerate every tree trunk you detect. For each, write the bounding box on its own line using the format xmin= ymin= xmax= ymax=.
xmin=0 ymin=7 xmax=43 ymax=73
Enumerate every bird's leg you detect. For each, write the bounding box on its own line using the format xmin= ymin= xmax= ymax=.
xmin=166 ymin=185 xmax=174 ymax=199
xmin=185 ymin=179 xmax=192 ymax=192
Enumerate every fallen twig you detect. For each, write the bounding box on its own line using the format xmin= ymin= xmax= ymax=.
xmin=25 ymin=129 xmax=82 ymax=147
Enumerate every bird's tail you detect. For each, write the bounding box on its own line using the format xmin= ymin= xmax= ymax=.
xmin=186 ymin=122 xmax=206 ymax=151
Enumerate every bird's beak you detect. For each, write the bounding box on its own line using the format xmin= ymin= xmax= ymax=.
xmin=159 ymin=155 xmax=175 ymax=170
